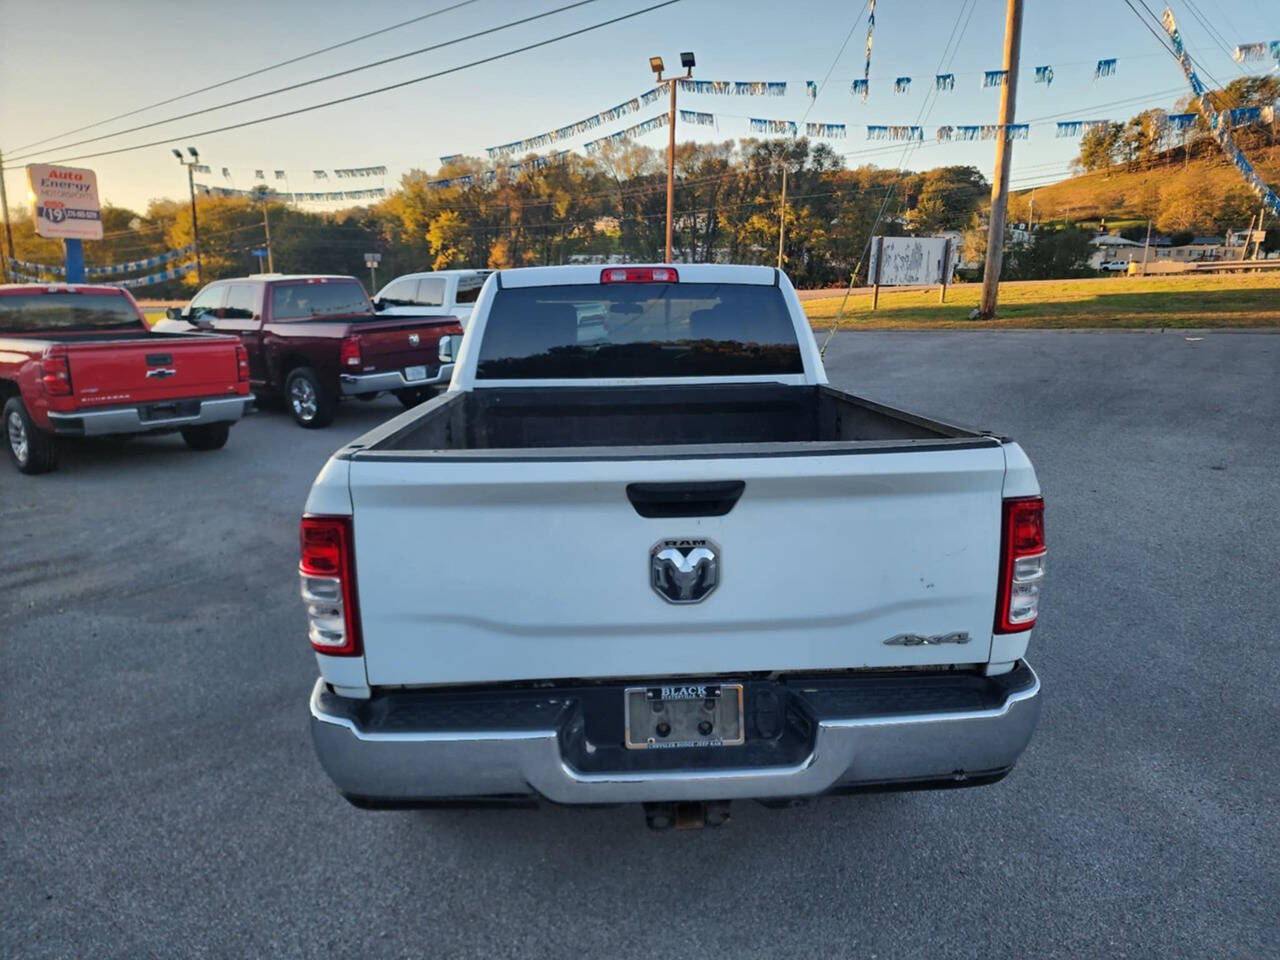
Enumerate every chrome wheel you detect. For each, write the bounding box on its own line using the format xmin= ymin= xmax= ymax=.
xmin=7 ymin=410 xmax=28 ymax=465
xmin=289 ymin=377 xmax=318 ymax=422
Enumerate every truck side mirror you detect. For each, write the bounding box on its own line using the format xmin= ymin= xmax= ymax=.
xmin=438 ymin=334 xmax=463 ymax=363
xmin=165 ymin=306 xmax=183 ymax=320
xmin=372 ymin=298 xmax=386 ymax=312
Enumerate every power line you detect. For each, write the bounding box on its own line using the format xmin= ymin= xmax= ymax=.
xmin=31 ymin=0 xmax=684 ymax=167
xmin=6 ymin=0 xmax=605 ymax=163
xmin=3 ymin=0 xmax=482 ymax=155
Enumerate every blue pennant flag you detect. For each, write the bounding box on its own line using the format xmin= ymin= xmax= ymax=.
xmin=983 ymin=70 xmax=1008 ymax=88
xmin=935 ymin=74 xmax=954 ymax=91
xmin=1167 ymin=113 xmax=1197 ymax=131
xmin=1034 ymin=65 xmax=1053 ymax=85
xmin=1056 ymin=121 xmax=1083 ymax=137
xmin=1094 ymin=58 xmax=1117 ymax=78
xmin=1229 ymin=106 xmax=1262 ymax=125
xmin=1006 ymin=124 xmax=1029 ymax=140
xmin=956 ymin=125 xmax=980 ymax=140
xmin=1233 ymin=42 xmax=1267 ymax=62
xmin=806 ymin=80 xmax=818 ymax=100
xmin=893 ymin=76 xmax=911 ymax=93
xmin=851 ymin=79 xmax=868 ymax=100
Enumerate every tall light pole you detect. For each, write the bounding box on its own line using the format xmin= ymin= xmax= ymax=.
xmin=650 ymin=52 xmax=694 ymax=264
xmin=253 ymin=186 xmax=275 ymax=273
xmin=977 ymin=0 xmax=1023 ymax=319
xmin=172 ymin=147 xmax=204 ymax=285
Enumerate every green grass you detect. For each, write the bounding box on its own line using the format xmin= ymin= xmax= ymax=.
xmin=801 ymin=273 xmax=1280 ymax=329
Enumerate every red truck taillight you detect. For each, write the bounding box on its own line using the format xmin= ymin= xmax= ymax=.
xmin=235 ymin=344 xmax=250 ymax=381
xmin=995 ymin=496 xmax=1045 ymax=633
xmin=340 ymin=335 xmax=362 ymax=368
xmin=40 ymin=351 xmax=72 ymax=396
xmin=299 ymin=515 xmax=362 ymax=656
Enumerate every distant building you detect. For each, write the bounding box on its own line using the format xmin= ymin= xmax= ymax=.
xmin=1090 ymin=232 xmax=1231 ymax=268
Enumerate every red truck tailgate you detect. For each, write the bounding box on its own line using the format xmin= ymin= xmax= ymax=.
xmin=65 ymin=336 xmax=243 ymax=407
xmin=354 ymin=318 xmax=460 ymax=371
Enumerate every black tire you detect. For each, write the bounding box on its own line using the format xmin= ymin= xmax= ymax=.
xmin=181 ymin=422 xmax=231 ymax=451
xmin=394 ymin=388 xmax=431 ymax=409
xmin=4 ymin=396 xmax=58 ymax=474
xmin=285 ymin=367 xmax=336 ymax=428
xmin=356 ymin=393 xmax=380 ymax=403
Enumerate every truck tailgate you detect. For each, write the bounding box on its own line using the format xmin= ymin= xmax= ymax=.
xmin=355 ymin=318 xmax=459 ymax=371
xmin=349 ymin=445 xmax=1007 ymax=685
xmin=66 ymin=337 xmax=240 ymax=406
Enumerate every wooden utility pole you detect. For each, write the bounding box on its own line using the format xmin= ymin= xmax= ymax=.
xmin=977 ymin=0 xmax=1023 ymax=319
xmin=870 ymin=236 xmax=884 ymax=310
xmin=0 ymin=149 xmax=14 ymax=283
xmin=939 ymin=238 xmax=953 ymax=303
xmin=665 ymin=75 xmax=677 ymax=263
xmin=776 ymin=163 xmax=788 ymax=269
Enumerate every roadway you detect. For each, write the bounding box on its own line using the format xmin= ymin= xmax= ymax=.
xmin=3 ymin=330 xmax=1276 ymax=958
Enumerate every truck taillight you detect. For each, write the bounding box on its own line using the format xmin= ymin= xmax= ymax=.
xmin=40 ymin=351 xmax=72 ymax=396
xmin=235 ymin=344 xmax=250 ymax=381
xmin=601 ymin=267 xmax=678 ymax=284
xmin=995 ymin=496 xmax=1045 ymax=633
xmin=340 ymin=335 xmax=362 ymax=368
xmin=299 ymin=515 xmax=361 ymax=656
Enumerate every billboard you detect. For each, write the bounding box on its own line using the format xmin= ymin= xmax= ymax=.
xmin=26 ymin=164 xmax=103 ymax=240
xmin=868 ymin=236 xmax=954 ymax=286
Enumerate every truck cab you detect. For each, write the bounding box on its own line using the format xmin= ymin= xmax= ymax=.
xmin=371 ymin=269 xmax=491 ymax=328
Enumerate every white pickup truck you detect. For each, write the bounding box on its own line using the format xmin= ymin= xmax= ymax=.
xmin=302 ymin=264 xmax=1045 ymax=827
xmin=371 ymin=269 xmax=491 ymax=327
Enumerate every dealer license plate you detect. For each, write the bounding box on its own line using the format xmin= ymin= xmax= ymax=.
xmin=403 ymin=365 xmax=428 ymax=382
xmin=624 ymin=683 xmax=744 ymax=750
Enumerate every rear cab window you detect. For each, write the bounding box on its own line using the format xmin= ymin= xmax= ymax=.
xmin=0 ymin=289 xmax=144 ymax=333
xmin=475 ymin=282 xmax=803 ymax=379
xmin=270 ymin=280 xmax=372 ymax=321
xmin=455 ymin=272 xmax=491 ymax=304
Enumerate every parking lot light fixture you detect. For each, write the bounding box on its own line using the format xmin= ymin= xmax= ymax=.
xmin=649 ymin=56 xmax=665 ymax=78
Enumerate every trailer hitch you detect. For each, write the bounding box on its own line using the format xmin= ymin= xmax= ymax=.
xmin=642 ymin=800 xmax=731 ymax=830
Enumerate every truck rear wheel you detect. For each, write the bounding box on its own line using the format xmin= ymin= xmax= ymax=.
xmin=4 ymin=397 xmax=58 ymax=475
xmin=285 ymin=367 xmax=336 ymax=428
xmin=181 ymin=422 xmax=231 ymax=450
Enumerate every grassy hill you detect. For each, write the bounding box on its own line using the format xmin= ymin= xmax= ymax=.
xmin=1009 ymin=145 xmax=1280 ymax=231
xmin=801 ymin=273 xmax=1280 ymax=329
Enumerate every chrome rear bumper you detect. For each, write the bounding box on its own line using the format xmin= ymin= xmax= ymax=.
xmin=309 ymin=663 xmax=1041 ymax=805
xmin=47 ymin=395 xmax=250 ymax=436
xmin=339 ymin=363 xmax=453 ymax=396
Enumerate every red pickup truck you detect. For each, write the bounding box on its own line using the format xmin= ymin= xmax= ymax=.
xmin=160 ymin=274 xmax=462 ymax=427
xmin=1 ymin=284 xmax=251 ymax=475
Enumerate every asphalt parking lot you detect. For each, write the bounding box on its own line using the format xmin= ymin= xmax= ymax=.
xmin=3 ymin=330 xmax=1277 ymax=959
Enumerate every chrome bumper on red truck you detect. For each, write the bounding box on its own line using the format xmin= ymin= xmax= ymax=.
xmin=309 ymin=662 xmax=1040 ymax=806
xmin=46 ymin=395 xmax=251 ymax=436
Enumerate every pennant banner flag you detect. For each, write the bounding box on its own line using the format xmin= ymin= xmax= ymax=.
xmin=750 ymin=118 xmax=798 ymax=135
xmin=936 ymin=125 xmax=953 ymax=142
xmin=679 ymin=110 xmax=716 ymax=126
xmin=678 ymin=80 xmax=731 ymax=95
xmin=333 ymin=167 xmax=387 ymax=178
xmin=862 ymin=0 xmax=876 ymax=102
xmin=1229 ymin=106 xmax=1262 ymax=125
xmin=1161 ymin=8 xmax=1278 ymax=216
xmin=983 ymin=70 xmax=1008 ymax=88
xmin=869 ymin=125 xmax=921 ymax=141
xmin=583 ymin=113 xmax=670 ymax=154
xmin=9 ymin=256 xmax=65 ymax=276
xmin=1233 ymin=42 xmax=1268 ymax=62
xmin=487 ymin=89 xmax=662 ymax=158
xmin=1095 ymin=58 xmax=1117 ymax=78
xmin=196 ymin=183 xmax=387 ymax=201
xmin=893 ymin=77 xmax=911 ymax=93
xmin=193 ymin=164 xmax=211 ymax=174
xmin=1056 ymin=121 xmax=1083 ymax=137
xmin=867 ymin=125 xmax=888 ymax=140
xmin=1083 ymin=119 xmax=1113 ymax=132
xmin=86 ymin=246 xmax=196 ymax=278
xmin=221 ymin=167 xmax=231 ymax=178
xmin=956 ymin=125 xmax=980 ymax=140
xmin=313 ymin=170 xmax=327 ymax=179
xmin=805 ymin=122 xmax=846 ymax=138
xmin=980 ymin=124 xmax=1001 ymax=140
xmin=1167 ymin=113 xmax=1197 ymax=131
xmin=1035 ymin=65 xmax=1053 ymax=85
xmin=274 ymin=170 xmax=285 ymax=179
xmin=851 ymin=79 xmax=868 ymax=99
xmin=935 ymin=74 xmax=955 ymax=91
xmin=439 ymin=155 xmax=461 ymax=166
xmin=254 ymin=169 xmax=264 ymax=180
xmin=115 ymin=261 xmax=198 ymax=289
xmin=1272 ymin=40 xmax=1280 ymax=60
xmin=1006 ymin=124 xmax=1029 ymax=140
xmin=806 ymin=80 xmax=818 ymax=100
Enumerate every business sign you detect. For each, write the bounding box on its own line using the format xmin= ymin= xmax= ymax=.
xmin=867 ymin=236 xmax=954 ymax=286
xmin=26 ymin=164 xmax=103 ymax=240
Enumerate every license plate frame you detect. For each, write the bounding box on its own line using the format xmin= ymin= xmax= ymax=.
xmin=403 ymin=365 xmax=428 ymax=383
xmin=623 ymin=682 xmax=745 ymax=750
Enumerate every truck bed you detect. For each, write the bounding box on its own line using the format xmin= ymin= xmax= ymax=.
xmin=352 ymin=384 xmax=992 ymax=458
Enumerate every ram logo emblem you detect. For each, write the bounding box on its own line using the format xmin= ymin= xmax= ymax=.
xmin=408 ymin=333 xmax=420 ymax=346
xmin=650 ymin=539 xmax=719 ymax=604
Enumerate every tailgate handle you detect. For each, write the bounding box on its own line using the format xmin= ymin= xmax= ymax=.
xmin=145 ymin=353 xmax=173 ymax=365
xmin=626 ymin=481 xmax=745 ymax=518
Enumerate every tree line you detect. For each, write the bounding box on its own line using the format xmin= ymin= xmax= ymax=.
xmin=4 ymin=139 xmax=989 ymax=297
